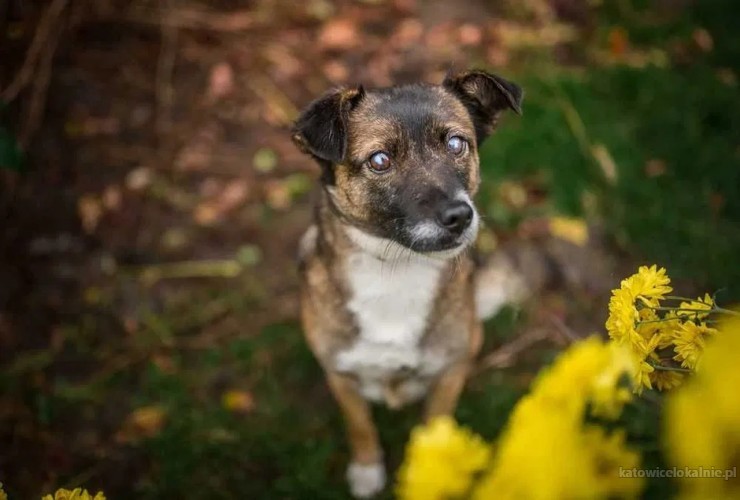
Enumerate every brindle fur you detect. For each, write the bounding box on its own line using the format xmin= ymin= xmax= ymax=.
xmin=293 ymin=69 xmax=522 ymax=498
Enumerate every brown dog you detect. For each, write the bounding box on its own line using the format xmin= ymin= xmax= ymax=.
xmin=292 ymin=70 xmax=523 ymax=498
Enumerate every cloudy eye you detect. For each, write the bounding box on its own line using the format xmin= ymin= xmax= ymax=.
xmin=447 ymin=136 xmax=467 ymax=156
xmin=367 ymin=151 xmax=391 ymax=173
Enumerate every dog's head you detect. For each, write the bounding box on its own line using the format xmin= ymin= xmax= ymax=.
xmin=292 ymin=70 xmax=522 ymax=259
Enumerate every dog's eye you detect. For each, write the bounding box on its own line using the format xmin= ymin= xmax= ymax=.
xmin=367 ymin=152 xmax=391 ymax=173
xmin=447 ymin=136 xmax=467 ymax=156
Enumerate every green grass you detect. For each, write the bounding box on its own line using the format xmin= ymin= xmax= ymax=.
xmin=479 ymin=64 xmax=740 ymax=291
xmin=121 ymin=320 xmax=526 ymax=499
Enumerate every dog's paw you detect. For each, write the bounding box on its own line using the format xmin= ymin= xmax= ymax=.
xmin=347 ymin=461 xmax=386 ymax=498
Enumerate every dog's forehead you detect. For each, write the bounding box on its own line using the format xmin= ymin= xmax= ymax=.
xmin=350 ymin=85 xmax=473 ymax=133
xmin=345 ymin=85 xmax=475 ymax=160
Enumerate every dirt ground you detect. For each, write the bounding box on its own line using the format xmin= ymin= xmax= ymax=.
xmin=2 ymin=0 xmax=731 ymax=498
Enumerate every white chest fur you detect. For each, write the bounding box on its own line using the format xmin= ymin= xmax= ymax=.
xmin=334 ymin=249 xmax=447 ymax=402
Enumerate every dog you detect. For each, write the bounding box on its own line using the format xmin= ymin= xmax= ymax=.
xmin=292 ymin=69 xmax=525 ymax=498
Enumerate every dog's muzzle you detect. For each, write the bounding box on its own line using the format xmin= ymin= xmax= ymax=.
xmin=407 ymin=197 xmax=479 ymax=255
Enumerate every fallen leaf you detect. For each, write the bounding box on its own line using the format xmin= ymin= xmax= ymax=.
xmin=498 ymin=181 xmax=528 ymax=209
xmin=716 ymin=68 xmax=737 ymax=86
xmin=194 ymin=204 xmax=219 ymax=225
xmin=125 ymin=166 xmax=153 ymax=191
xmin=221 ymin=179 xmax=249 ymax=205
xmin=160 ymin=227 xmax=189 ymax=251
xmin=207 ymin=62 xmax=235 ymax=100
xmin=322 ymin=60 xmax=350 ymax=83
xmin=265 ymin=180 xmax=291 ymax=210
xmin=475 ymin=228 xmax=498 ymax=253
xmin=548 ymin=216 xmax=589 ymax=246
xmin=102 ymin=185 xmax=122 ymax=210
xmin=253 ymin=148 xmax=278 ymax=173
xmin=392 ymin=18 xmax=423 ymax=48
xmin=692 ymin=28 xmax=713 ymax=52
xmin=591 ymin=144 xmax=618 ymax=184
xmin=77 ymin=195 xmax=103 ymax=234
xmin=116 ymin=405 xmax=168 ymax=442
xmin=458 ymin=23 xmax=483 ymax=46
xmin=645 ymin=159 xmax=666 ymax=178
xmin=307 ymin=0 xmax=335 ymax=20
xmin=236 ymin=245 xmax=262 ymax=266
xmin=222 ymin=390 xmax=255 ymax=414
xmin=709 ymin=192 xmax=724 ymax=214
xmin=318 ymin=18 xmax=358 ymax=51
xmin=608 ymin=26 xmax=629 ymax=57
xmin=193 ymin=179 xmax=249 ymax=225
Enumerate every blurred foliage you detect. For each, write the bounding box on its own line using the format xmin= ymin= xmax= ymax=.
xmin=0 ymin=125 xmax=23 ymax=171
xmin=4 ymin=0 xmax=740 ymax=498
xmin=480 ymin=65 xmax=740 ymax=288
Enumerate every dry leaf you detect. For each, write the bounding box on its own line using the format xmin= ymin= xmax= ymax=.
xmin=207 ymin=62 xmax=235 ymax=100
xmin=458 ymin=23 xmax=483 ymax=46
xmin=222 ymin=390 xmax=255 ymax=414
xmin=591 ymin=144 xmax=618 ymax=184
xmin=77 ymin=195 xmax=103 ymax=234
xmin=102 ymin=185 xmax=122 ymax=210
xmin=265 ymin=180 xmax=291 ymax=210
xmin=645 ymin=159 xmax=666 ymax=178
xmin=498 ymin=181 xmax=528 ymax=209
xmin=392 ymin=18 xmax=423 ymax=48
xmin=692 ymin=28 xmax=713 ymax=52
xmin=322 ymin=60 xmax=350 ymax=83
xmin=548 ymin=216 xmax=589 ymax=247
xmin=318 ymin=18 xmax=358 ymax=51
xmin=125 ymin=166 xmax=153 ymax=191
xmin=608 ymin=26 xmax=629 ymax=57
xmin=117 ymin=405 xmax=168 ymax=442
xmin=253 ymin=148 xmax=278 ymax=173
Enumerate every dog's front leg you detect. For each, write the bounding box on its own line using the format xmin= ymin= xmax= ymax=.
xmin=326 ymin=371 xmax=385 ymax=498
xmin=424 ymin=361 xmax=471 ymax=420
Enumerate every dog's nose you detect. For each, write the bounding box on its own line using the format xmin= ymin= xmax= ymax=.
xmin=436 ymin=201 xmax=473 ymax=235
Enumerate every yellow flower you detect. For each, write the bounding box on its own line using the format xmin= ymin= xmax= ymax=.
xmin=471 ymin=337 xmax=642 ymax=500
xmin=0 ymin=483 xmax=7 ymax=500
xmin=631 ymin=264 xmax=672 ymax=300
xmin=672 ymin=321 xmax=718 ymax=370
xmin=606 ymin=265 xmax=672 ymax=354
xmin=606 ymin=287 xmax=643 ymax=350
xmin=473 ymin=401 xmax=595 ymax=499
xmin=41 ymin=489 xmax=106 ymax=500
xmin=534 ymin=336 xmax=635 ymax=420
xmin=582 ymin=426 xmax=643 ymax=499
xmin=677 ymin=293 xmax=714 ymax=320
xmin=649 ymin=369 xmax=684 ymax=391
xmin=396 ymin=416 xmax=491 ymax=500
xmin=665 ymin=315 xmax=740 ymax=499
xmin=590 ymin=342 xmax=636 ymax=419
xmin=629 ymin=352 xmax=655 ymax=395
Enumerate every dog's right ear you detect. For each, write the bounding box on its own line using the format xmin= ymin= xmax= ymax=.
xmin=443 ymin=70 xmax=523 ymax=144
xmin=292 ymin=86 xmax=365 ymax=166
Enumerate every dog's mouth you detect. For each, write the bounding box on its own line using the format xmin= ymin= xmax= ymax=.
xmin=403 ymin=210 xmax=480 ymax=257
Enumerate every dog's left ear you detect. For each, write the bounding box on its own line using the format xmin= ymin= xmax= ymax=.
xmin=443 ymin=70 xmax=523 ymax=144
xmin=291 ymin=86 xmax=365 ymax=165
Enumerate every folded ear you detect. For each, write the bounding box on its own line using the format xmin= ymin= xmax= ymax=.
xmin=291 ymin=86 xmax=365 ymax=166
xmin=443 ymin=70 xmax=523 ymax=144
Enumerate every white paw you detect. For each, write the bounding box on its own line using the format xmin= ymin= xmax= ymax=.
xmin=347 ymin=461 xmax=386 ymax=498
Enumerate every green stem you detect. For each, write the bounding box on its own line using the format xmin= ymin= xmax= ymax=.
xmin=636 ymin=318 xmax=679 ymax=325
xmin=715 ymin=307 xmax=740 ymax=318
xmin=661 ymin=295 xmax=703 ymax=302
xmin=648 ymin=362 xmax=691 ymax=374
xmin=645 ymin=306 xmax=712 ymax=313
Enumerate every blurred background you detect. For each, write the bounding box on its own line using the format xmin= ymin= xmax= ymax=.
xmin=1 ymin=0 xmax=738 ymax=498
